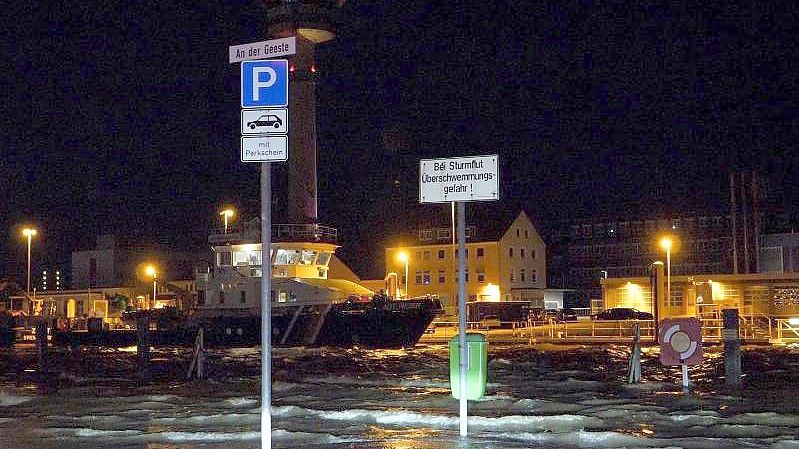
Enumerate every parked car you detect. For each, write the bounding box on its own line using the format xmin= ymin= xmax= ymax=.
xmin=593 ymin=308 xmax=654 ymax=320
xmin=560 ymin=308 xmax=579 ymax=322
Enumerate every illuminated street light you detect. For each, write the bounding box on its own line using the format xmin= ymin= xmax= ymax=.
xmin=145 ymin=265 xmax=157 ymax=309
xmin=220 ymin=209 xmax=235 ymax=234
xmin=396 ymin=251 xmax=409 ymax=299
xmin=659 ymin=237 xmax=674 ymax=307
xmin=21 ymin=228 xmax=38 ymax=295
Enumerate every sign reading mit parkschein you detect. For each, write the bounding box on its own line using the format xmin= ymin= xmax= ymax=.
xmin=419 ymin=155 xmax=499 ymax=203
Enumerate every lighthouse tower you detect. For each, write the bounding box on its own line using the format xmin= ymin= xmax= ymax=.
xmin=263 ymin=1 xmax=346 ymax=224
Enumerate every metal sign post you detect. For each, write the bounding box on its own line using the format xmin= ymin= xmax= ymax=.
xmin=419 ymin=155 xmax=499 ymax=437
xmin=456 ymin=201 xmax=467 ymax=436
xmin=239 ymin=54 xmax=292 ymax=449
xmin=260 ymin=162 xmax=272 ymax=449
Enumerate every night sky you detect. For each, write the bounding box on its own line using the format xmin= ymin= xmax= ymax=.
xmin=2 ymin=2 xmax=798 ymax=282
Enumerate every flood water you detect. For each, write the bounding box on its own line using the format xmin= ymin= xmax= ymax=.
xmin=2 ymin=342 xmax=799 ymax=449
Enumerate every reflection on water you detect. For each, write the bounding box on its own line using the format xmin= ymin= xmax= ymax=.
xmin=1 ymin=343 xmax=799 ymax=448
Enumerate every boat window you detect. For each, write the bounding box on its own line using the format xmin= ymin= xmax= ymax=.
xmin=278 ymin=291 xmax=287 ymax=303
xmin=288 ymin=250 xmax=301 ymax=264
xmin=317 ymin=252 xmax=331 ymax=266
xmin=289 ymin=291 xmax=297 ymax=302
xmin=270 ymin=290 xmax=276 ymax=302
xmin=219 ymin=291 xmax=226 ymax=304
xmin=218 ymin=251 xmax=232 ymax=266
xmin=248 ymin=250 xmax=263 ymax=266
xmin=233 ymin=251 xmax=249 ymax=266
xmin=240 ymin=291 xmax=246 ymax=304
xmin=300 ymin=250 xmax=316 ymax=265
xmin=275 ymin=249 xmax=292 ymax=265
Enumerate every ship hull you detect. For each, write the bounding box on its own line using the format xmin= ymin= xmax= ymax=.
xmin=52 ymin=298 xmax=441 ymax=350
xmin=193 ymin=298 xmax=441 ymax=349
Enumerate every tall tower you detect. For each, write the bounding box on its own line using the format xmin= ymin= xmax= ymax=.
xmin=263 ymin=1 xmax=346 ymax=224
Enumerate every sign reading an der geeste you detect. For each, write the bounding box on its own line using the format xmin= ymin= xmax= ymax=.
xmin=419 ymin=155 xmax=499 ymax=203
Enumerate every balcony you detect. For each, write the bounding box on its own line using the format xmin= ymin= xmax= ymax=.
xmin=209 ymin=222 xmax=338 ymax=245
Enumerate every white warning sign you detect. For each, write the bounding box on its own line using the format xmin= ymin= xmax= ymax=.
xmin=419 ymin=155 xmax=499 ymax=203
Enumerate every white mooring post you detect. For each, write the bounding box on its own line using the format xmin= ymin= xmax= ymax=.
xmin=628 ymin=323 xmax=641 ymax=384
xmin=457 ymin=201 xmax=468 ymax=437
xmin=261 ymin=162 xmax=273 ymax=449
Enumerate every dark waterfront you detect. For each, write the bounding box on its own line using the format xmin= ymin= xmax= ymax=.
xmin=2 ymin=343 xmax=799 ymax=448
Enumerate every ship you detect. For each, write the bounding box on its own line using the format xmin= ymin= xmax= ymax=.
xmin=189 ymin=219 xmax=442 ymax=349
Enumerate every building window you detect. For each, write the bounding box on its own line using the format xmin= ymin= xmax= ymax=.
xmin=219 ymin=291 xmax=226 ymax=304
xmin=477 ymin=270 xmax=485 ymax=283
xmin=240 ymin=291 xmax=246 ymax=304
xmin=509 ymin=247 xmax=514 ymax=257
xmin=456 ymin=270 xmax=469 ymax=282
xmin=423 ymin=270 xmax=431 ymax=285
xmin=438 ymin=249 xmax=445 ymax=259
xmin=233 ymin=250 xmax=249 ymax=266
xmin=415 ymin=271 xmax=423 ymax=285
xmin=531 ymin=269 xmax=537 ymax=283
xmin=520 ymin=269 xmax=526 ymax=282
xmin=420 ymin=229 xmax=434 ymax=241
xmin=531 ymin=249 xmax=536 ymax=259
xmin=423 ymin=251 xmax=431 ymax=260
xmin=521 ymin=248 xmax=525 ymax=258
xmin=438 ymin=270 xmax=446 ymax=283
xmin=437 ymin=229 xmax=451 ymax=241
xmin=510 ymin=270 xmax=515 ymax=283
xmin=197 ymin=291 xmax=205 ymax=305
xmin=516 ymin=229 xmax=520 ymax=237
xmin=525 ymin=229 xmax=529 ymax=238
xmin=477 ymin=247 xmax=484 ymax=257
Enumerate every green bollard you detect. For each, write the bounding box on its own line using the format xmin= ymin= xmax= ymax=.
xmin=449 ymin=333 xmax=488 ymax=400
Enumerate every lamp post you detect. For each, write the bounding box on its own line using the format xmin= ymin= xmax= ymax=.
xmin=397 ymin=251 xmax=409 ymax=299
xmin=145 ymin=265 xmax=157 ymax=309
xmin=659 ymin=237 xmax=673 ymax=308
xmin=220 ymin=209 xmax=235 ymax=234
xmin=22 ymin=228 xmax=37 ymax=295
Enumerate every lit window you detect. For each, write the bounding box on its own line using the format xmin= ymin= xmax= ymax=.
xmin=249 ymin=250 xmax=263 ymax=266
xmin=317 ymin=253 xmax=331 ymax=266
xmin=218 ymin=252 xmax=232 ymax=266
xmin=477 ymin=270 xmax=485 ymax=283
xmin=415 ymin=271 xmax=423 ymax=285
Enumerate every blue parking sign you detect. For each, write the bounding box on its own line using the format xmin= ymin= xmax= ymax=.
xmin=241 ymin=60 xmax=288 ymax=108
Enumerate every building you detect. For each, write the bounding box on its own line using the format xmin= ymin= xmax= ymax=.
xmin=384 ymin=211 xmax=553 ymax=317
xmin=602 ymin=269 xmax=799 ymax=326
xmin=71 ymin=234 xmax=207 ymax=290
xmin=549 ymin=172 xmax=777 ymax=307
xmin=760 ymin=233 xmax=799 ymax=273
xmin=557 ymin=214 xmax=740 ymax=304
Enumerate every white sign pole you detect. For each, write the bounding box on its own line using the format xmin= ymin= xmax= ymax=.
xmin=260 ymin=162 xmax=272 ymax=449
xmin=457 ymin=201 xmax=468 ymax=436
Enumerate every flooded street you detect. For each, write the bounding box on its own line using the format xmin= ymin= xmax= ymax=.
xmin=2 ymin=343 xmax=799 ymax=448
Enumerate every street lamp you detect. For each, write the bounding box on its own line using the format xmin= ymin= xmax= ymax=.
xmin=220 ymin=209 xmax=235 ymax=234
xmin=21 ymin=228 xmax=37 ymax=294
xmin=396 ymin=251 xmax=409 ymax=299
xmin=145 ymin=265 xmax=157 ymax=309
xmin=659 ymin=237 xmax=673 ymax=306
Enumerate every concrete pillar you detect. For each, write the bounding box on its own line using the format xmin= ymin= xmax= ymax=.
xmin=36 ymin=321 xmax=48 ymax=373
xmin=722 ymin=308 xmax=742 ymax=386
xmin=136 ymin=314 xmax=150 ymax=370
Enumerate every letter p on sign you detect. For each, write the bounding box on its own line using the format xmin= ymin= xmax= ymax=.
xmin=242 ymin=60 xmax=288 ymax=108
